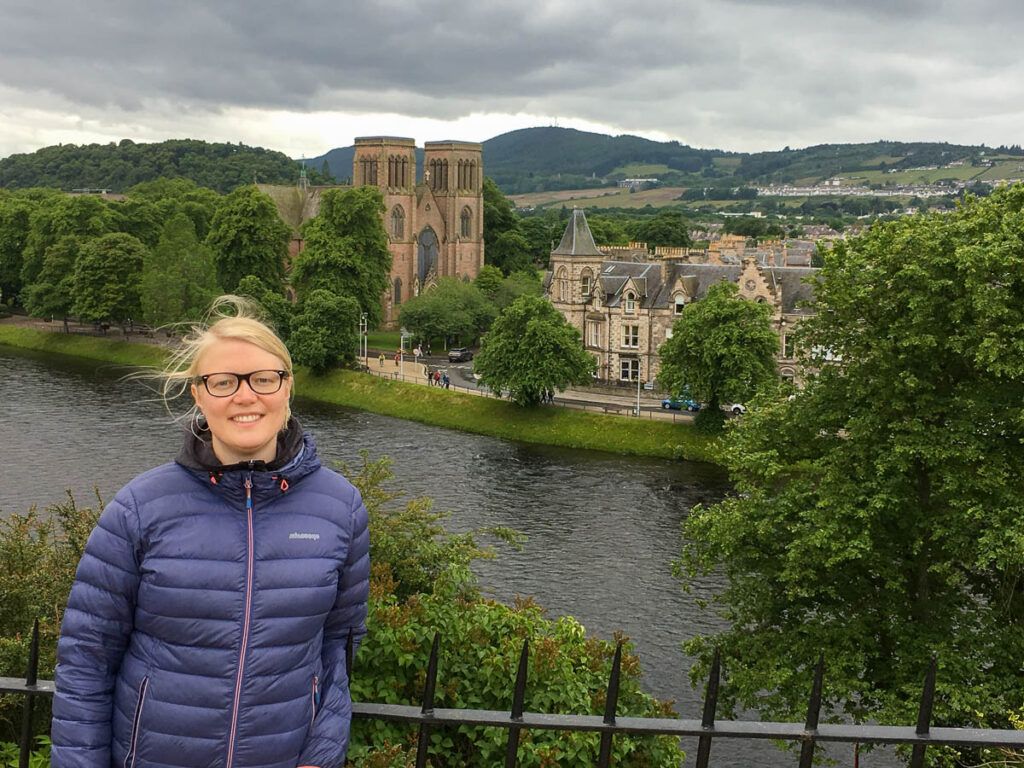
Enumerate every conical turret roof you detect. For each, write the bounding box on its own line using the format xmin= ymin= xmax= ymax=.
xmin=552 ymin=208 xmax=603 ymax=256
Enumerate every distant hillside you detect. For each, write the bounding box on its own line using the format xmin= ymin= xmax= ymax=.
xmin=0 ymin=139 xmax=333 ymax=194
xmin=303 ymin=127 xmax=1024 ymax=196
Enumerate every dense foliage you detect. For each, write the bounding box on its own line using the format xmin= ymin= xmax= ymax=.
xmin=679 ymin=185 xmax=1024 ymax=761
xmin=293 ymin=186 xmax=392 ymax=328
xmin=658 ymin=281 xmax=778 ymax=431
xmin=474 ymin=295 xmax=597 ymax=406
xmin=206 ymin=186 xmax=291 ymax=293
xmin=0 ymin=139 xmax=332 ymax=194
xmin=0 ymin=454 xmax=681 ymax=767
xmin=396 ymin=277 xmax=496 ymax=346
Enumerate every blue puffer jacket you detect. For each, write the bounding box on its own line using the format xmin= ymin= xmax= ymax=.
xmin=51 ymin=420 xmax=370 ymax=768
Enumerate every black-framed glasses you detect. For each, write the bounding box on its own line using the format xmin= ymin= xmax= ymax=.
xmin=197 ymin=370 xmax=289 ymax=397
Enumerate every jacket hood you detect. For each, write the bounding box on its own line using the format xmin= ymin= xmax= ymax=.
xmin=176 ymin=417 xmax=322 ymax=502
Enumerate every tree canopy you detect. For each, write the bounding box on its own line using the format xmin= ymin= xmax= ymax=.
xmin=205 ymin=185 xmax=290 ymax=293
xmin=0 ymin=138 xmax=332 ymax=194
xmin=288 ymin=289 xmax=361 ymax=374
xmin=292 ymin=186 xmax=391 ymax=327
xmin=658 ymin=280 xmax=778 ymax=429
xmin=397 ymin=277 xmax=495 ymax=346
xmin=139 ymin=213 xmax=221 ymax=326
xmin=679 ymin=185 xmax=1024 ymax=746
xmin=71 ymin=232 xmax=148 ymax=323
xmin=474 ymin=295 xmax=596 ymax=406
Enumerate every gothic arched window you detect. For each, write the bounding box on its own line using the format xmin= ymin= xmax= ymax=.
xmin=460 ymin=207 xmax=472 ymax=238
xmin=394 ymin=278 xmax=402 ymax=305
xmin=391 ymin=206 xmax=405 ymax=238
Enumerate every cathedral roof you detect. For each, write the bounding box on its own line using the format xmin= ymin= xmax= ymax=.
xmin=552 ymin=209 xmax=603 ymax=256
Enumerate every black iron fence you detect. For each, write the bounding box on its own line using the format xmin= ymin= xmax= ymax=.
xmin=4 ymin=621 xmax=1024 ymax=768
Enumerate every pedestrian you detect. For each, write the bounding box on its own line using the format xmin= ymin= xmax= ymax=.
xmin=378 ymin=352 xmax=385 ymax=367
xmin=443 ymin=372 xmax=450 ymax=389
xmin=425 ymin=366 xmax=432 ymax=385
xmin=395 ymin=351 xmax=400 ymax=367
xmin=433 ymin=369 xmax=441 ymax=386
xmin=51 ymin=295 xmax=370 ymax=768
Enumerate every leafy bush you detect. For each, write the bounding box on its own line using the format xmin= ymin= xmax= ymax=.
xmin=348 ymin=586 xmax=682 ymax=767
xmin=0 ymin=492 xmax=102 ymax=742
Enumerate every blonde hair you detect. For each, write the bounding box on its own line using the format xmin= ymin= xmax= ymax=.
xmin=160 ymin=295 xmax=294 ymax=424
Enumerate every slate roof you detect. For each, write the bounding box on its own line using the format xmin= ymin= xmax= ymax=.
xmin=552 ymin=209 xmax=604 ymax=256
xmin=595 ymin=261 xmax=819 ymax=313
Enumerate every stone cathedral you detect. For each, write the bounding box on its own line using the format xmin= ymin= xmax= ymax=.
xmin=352 ymin=137 xmax=485 ymax=327
xmin=260 ymin=136 xmax=485 ymax=329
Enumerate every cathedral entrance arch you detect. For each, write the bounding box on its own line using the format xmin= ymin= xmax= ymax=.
xmin=417 ymin=226 xmax=439 ymax=287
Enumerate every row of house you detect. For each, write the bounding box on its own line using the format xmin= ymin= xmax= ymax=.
xmin=545 ymin=210 xmax=818 ymax=385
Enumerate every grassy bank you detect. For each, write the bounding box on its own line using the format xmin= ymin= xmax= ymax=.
xmin=0 ymin=325 xmax=719 ymax=462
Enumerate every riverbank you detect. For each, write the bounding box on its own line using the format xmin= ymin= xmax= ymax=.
xmin=0 ymin=324 xmax=720 ymax=462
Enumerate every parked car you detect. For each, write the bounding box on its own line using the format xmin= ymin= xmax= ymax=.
xmin=661 ymin=395 xmax=700 ymax=411
xmin=448 ymin=347 xmax=473 ymax=362
xmin=726 ymin=403 xmax=747 ymax=415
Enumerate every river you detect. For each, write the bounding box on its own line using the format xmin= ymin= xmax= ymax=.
xmin=0 ymin=346 xmax=897 ymax=767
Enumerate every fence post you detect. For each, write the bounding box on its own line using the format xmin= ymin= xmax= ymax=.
xmin=596 ymin=642 xmax=623 ymax=768
xmin=798 ymin=654 xmax=825 ymax=768
xmin=504 ymin=639 xmax=530 ymax=768
xmin=415 ymin=634 xmax=440 ymax=768
xmin=19 ymin=620 xmax=40 ymax=768
xmin=695 ymin=647 xmax=721 ymax=768
xmin=908 ymin=654 xmax=937 ymax=768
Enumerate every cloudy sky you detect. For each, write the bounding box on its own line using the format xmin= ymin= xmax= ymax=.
xmin=2 ymin=0 xmax=1021 ymax=160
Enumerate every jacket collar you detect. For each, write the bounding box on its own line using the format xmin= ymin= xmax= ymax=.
xmin=176 ymin=415 xmax=306 ymax=473
xmin=176 ymin=417 xmax=322 ymax=502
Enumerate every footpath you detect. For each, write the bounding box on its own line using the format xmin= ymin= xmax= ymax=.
xmin=359 ymin=349 xmax=692 ymax=423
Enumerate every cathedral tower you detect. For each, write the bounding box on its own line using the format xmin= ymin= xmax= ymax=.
xmin=354 ymin=136 xmax=485 ymax=328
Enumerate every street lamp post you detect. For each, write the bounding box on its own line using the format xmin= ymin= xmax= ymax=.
xmin=358 ymin=313 xmax=368 ymax=366
xmin=635 ymin=370 xmax=642 ymax=417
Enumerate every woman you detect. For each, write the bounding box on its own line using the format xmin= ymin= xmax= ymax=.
xmin=51 ymin=297 xmax=370 ymax=768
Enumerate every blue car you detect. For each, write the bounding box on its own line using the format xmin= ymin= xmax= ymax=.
xmin=661 ymin=395 xmax=700 ymax=411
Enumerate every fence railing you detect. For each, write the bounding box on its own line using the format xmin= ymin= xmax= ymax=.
xmin=4 ymin=621 xmax=1024 ymax=768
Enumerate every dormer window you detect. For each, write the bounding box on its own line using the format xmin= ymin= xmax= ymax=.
xmin=624 ymin=292 xmax=636 ymax=314
xmin=674 ymin=295 xmax=685 ymax=314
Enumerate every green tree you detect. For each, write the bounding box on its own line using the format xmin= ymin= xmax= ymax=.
xmin=679 ymin=186 xmax=1024 ymax=748
xmin=71 ymin=232 xmax=148 ymax=323
xmin=22 ymin=235 xmax=81 ymax=323
xmin=206 ymin=185 xmax=290 ymax=293
xmin=292 ymin=186 xmax=391 ymax=327
xmin=288 ymin=289 xmax=360 ymax=374
xmin=483 ymin=177 xmax=533 ymax=275
xmin=125 ymin=178 xmax=222 ymax=241
xmin=631 ymin=209 xmax=693 ymax=248
xmin=139 ymin=213 xmax=221 ymax=326
xmin=657 ymin=281 xmax=778 ymax=431
xmin=0 ymin=194 xmax=37 ymax=303
xmin=235 ymin=275 xmax=295 ymax=342
xmin=397 ymin=277 xmax=496 ymax=345
xmin=19 ymin=194 xmax=114 ymax=293
xmin=474 ymin=295 xmax=596 ymax=406
xmin=472 ymin=264 xmax=504 ymax=302
xmin=485 ymin=229 xmax=533 ymax=275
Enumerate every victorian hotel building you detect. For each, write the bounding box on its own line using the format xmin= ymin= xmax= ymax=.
xmin=545 ymin=210 xmax=819 ymax=385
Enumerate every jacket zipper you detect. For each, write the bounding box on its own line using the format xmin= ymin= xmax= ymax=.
xmin=123 ymin=675 xmax=149 ymax=768
xmin=310 ymin=675 xmax=320 ymax=732
xmin=226 ymin=474 xmax=255 ymax=768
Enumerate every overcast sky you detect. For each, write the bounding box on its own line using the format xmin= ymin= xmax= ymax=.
xmin=2 ymin=0 xmax=1022 ymax=160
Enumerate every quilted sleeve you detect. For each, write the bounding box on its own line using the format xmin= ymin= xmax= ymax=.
xmin=50 ymin=487 xmax=142 ymax=768
xmin=297 ymin=489 xmax=370 ymax=768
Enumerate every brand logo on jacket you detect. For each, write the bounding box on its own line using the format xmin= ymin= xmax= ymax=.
xmin=289 ymin=532 xmax=320 ymax=540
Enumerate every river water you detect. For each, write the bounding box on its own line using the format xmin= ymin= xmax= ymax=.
xmin=0 ymin=347 xmax=896 ymax=767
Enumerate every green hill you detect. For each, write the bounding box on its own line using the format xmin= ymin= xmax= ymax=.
xmin=0 ymin=139 xmax=334 ymax=195
xmin=302 ymin=128 xmax=1023 ymax=196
